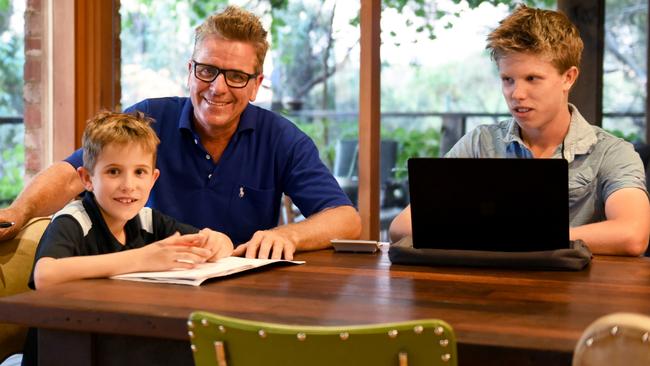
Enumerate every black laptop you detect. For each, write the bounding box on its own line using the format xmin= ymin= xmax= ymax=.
xmin=407 ymin=158 xmax=569 ymax=252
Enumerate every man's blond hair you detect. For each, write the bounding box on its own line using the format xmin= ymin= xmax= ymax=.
xmin=486 ymin=4 xmax=583 ymax=73
xmin=82 ymin=111 xmax=160 ymax=173
xmin=194 ymin=6 xmax=269 ymax=74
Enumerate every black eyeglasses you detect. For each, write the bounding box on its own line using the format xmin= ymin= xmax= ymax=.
xmin=192 ymin=60 xmax=258 ymax=88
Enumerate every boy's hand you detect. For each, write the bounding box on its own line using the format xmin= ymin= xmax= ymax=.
xmin=135 ymin=232 xmax=213 ymax=271
xmin=197 ymin=228 xmax=234 ymax=261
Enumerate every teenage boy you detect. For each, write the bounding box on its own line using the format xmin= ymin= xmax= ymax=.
xmin=389 ymin=5 xmax=650 ymax=256
xmin=31 ymin=111 xmax=234 ymax=289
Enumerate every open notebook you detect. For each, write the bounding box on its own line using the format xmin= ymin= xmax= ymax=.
xmin=111 ymin=257 xmax=305 ymax=286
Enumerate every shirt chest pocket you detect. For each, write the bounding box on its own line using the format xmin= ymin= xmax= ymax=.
xmin=229 ymin=184 xmax=278 ymax=238
xmin=569 ymin=167 xmax=596 ymax=206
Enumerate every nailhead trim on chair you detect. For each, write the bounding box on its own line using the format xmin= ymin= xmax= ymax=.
xmin=584 ymin=324 xmax=650 ymax=347
xmin=188 ymin=315 xmax=456 ymax=365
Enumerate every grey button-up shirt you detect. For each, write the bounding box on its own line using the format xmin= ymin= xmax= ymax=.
xmin=446 ymin=104 xmax=647 ymax=227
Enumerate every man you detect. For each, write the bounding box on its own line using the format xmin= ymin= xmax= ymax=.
xmin=0 ymin=6 xmax=361 ymax=260
xmin=389 ymin=5 xmax=650 ymax=256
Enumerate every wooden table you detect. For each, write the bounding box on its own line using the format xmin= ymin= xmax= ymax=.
xmin=2 ymin=249 xmax=650 ymax=366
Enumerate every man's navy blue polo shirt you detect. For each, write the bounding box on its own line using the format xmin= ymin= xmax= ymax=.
xmin=65 ymin=97 xmax=352 ymax=245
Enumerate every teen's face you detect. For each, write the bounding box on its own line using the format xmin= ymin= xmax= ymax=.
xmin=188 ymin=35 xmax=264 ymax=136
xmin=498 ymin=53 xmax=577 ymax=132
xmin=79 ymin=143 xmax=160 ymax=230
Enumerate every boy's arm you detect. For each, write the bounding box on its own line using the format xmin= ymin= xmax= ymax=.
xmin=150 ymin=210 xmax=233 ymax=261
xmin=0 ymin=162 xmax=84 ymax=241
xmin=33 ymin=232 xmax=214 ymax=289
xmin=389 ymin=205 xmax=412 ymax=243
xmin=570 ymin=188 xmax=650 ymax=256
xmin=198 ymin=228 xmax=234 ymax=261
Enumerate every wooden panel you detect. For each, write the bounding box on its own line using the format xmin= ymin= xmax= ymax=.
xmin=558 ymin=0 xmax=605 ymax=126
xmin=358 ymin=0 xmax=381 ymax=240
xmin=52 ymin=0 xmax=76 ymax=161
xmin=74 ymin=0 xmax=121 ymax=149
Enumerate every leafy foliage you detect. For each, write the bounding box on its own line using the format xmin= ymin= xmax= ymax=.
xmin=0 ymin=125 xmax=24 ymax=207
xmin=388 ymin=127 xmax=440 ymax=179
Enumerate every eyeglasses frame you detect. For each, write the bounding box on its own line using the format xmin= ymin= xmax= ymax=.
xmin=191 ymin=60 xmax=258 ymax=89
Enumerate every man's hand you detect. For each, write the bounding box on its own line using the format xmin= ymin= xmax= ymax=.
xmin=233 ymin=230 xmax=297 ymax=260
xmin=0 ymin=206 xmax=27 ymax=241
xmin=197 ymin=228 xmax=234 ymax=261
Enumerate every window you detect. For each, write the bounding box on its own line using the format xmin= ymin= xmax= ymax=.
xmin=0 ymin=0 xmax=25 ymax=207
xmin=602 ymin=0 xmax=647 ymax=142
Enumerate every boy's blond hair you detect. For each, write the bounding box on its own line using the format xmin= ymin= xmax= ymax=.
xmin=194 ymin=6 xmax=269 ymax=74
xmin=82 ymin=111 xmax=160 ymax=173
xmin=486 ymin=4 xmax=583 ymax=74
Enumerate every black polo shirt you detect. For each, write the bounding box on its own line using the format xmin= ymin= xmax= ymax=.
xmin=29 ymin=192 xmax=198 ymax=289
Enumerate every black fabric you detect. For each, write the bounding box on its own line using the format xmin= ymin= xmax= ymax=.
xmin=388 ymin=236 xmax=592 ymax=271
xmin=28 ymin=193 xmax=199 ymax=290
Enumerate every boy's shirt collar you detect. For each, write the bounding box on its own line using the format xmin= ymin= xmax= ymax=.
xmin=502 ymin=103 xmax=598 ymax=162
xmin=81 ymin=192 xmax=143 ymax=251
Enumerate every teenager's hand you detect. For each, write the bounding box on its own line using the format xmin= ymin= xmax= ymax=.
xmin=197 ymin=228 xmax=234 ymax=261
xmin=233 ymin=230 xmax=297 ymax=260
xmin=134 ymin=232 xmax=212 ymax=271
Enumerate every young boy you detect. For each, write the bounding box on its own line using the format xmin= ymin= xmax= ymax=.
xmin=30 ymin=110 xmax=234 ymax=289
xmin=21 ymin=111 xmax=234 ymax=365
xmin=389 ymin=5 xmax=650 ymax=256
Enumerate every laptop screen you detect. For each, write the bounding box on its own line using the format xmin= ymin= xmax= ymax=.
xmin=408 ymin=158 xmax=569 ymax=252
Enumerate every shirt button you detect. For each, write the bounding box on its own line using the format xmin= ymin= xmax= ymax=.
xmin=208 ymin=174 xmax=212 ymax=179
xmin=194 ymin=139 xmax=198 ymax=144
xmin=205 ymin=154 xmax=211 ymax=160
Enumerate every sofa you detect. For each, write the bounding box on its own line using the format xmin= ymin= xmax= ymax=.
xmin=0 ymin=217 xmax=50 ymax=362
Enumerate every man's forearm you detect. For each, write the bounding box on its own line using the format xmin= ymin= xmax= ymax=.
xmin=10 ymin=161 xmax=83 ymax=220
xmin=274 ymin=205 xmax=361 ymax=251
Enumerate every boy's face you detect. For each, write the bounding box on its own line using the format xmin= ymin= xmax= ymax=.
xmin=498 ymin=52 xmax=578 ymax=134
xmin=78 ymin=142 xmax=160 ymax=231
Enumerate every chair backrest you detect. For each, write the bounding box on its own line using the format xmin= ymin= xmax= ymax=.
xmin=573 ymin=312 xmax=650 ymax=366
xmin=333 ymin=139 xmax=398 ymax=184
xmin=188 ymin=311 xmax=457 ymax=366
xmin=0 ymin=217 xmax=51 ymax=361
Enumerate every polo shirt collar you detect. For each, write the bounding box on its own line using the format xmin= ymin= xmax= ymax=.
xmin=561 ymin=104 xmax=598 ymax=163
xmin=178 ymin=99 xmax=257 ymax=137
xmin=501 ymin=103 xmax=597 ymax=162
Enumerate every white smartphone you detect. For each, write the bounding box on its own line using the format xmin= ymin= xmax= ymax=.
xmin=331 ymin=239 xmax=379 ymax=253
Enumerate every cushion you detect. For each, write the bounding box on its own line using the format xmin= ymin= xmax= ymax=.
xmin=0 ymin=217 xmax=51 ymax=361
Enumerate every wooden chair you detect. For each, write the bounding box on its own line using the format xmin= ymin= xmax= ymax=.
xmin=573 ymin=312 xmax=650 ymax=366
xmin=0 ymin=217 xmax=51 ymax=362
xmin=187 ymin=311 xmax=457 ymax=366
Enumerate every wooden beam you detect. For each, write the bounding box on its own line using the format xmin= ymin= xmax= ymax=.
xmin=358 ymin=0 xmax=381 ymax=240
xmin=74 ymin=0 xmax=121 ymax=148
xmin=558 ymin=0 xmax=605 ymax=126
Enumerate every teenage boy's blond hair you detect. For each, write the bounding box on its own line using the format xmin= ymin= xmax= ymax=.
xmin=82 ymin=111 xmax=160 ymax=173
xmin=486 ymin=4 xmax=583 ymax=74
xmin=194 ymin=6 xmax=269 ymax=74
